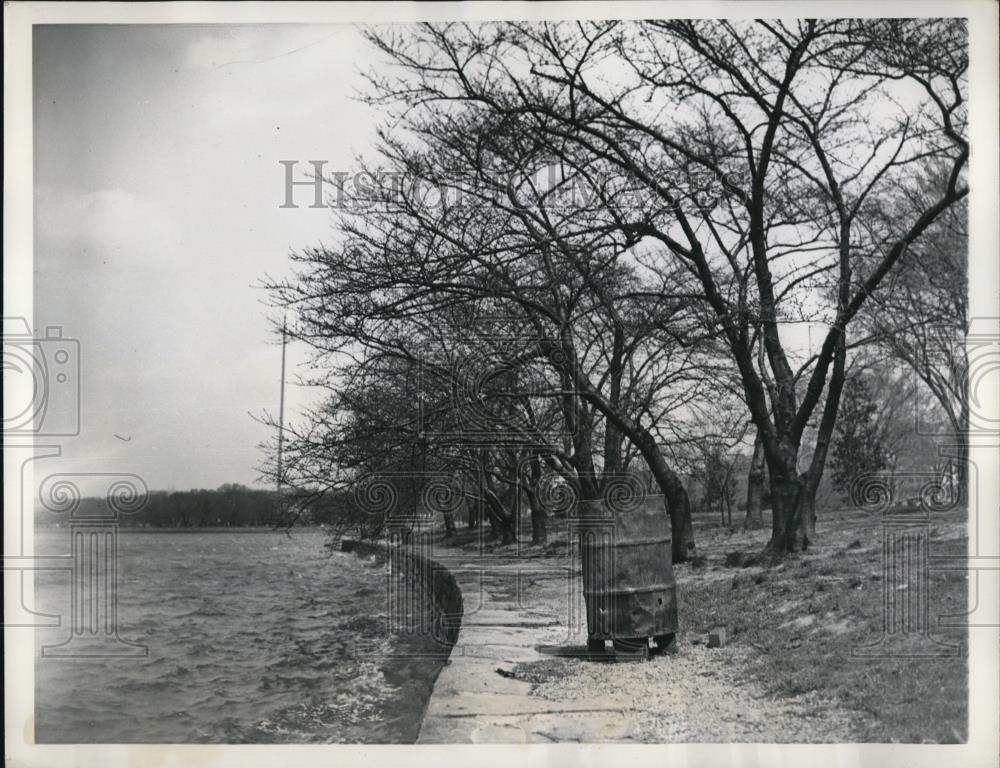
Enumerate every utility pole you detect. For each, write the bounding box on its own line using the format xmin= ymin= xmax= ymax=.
xmin=277 ymin=314 xmax=288 ymax=500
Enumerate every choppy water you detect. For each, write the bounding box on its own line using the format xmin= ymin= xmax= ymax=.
xmin=34 ymin=529 xmax=445 ymax=743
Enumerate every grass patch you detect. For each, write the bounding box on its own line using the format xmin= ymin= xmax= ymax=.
xmin=676 ymin=506 xmax=968 ymax=742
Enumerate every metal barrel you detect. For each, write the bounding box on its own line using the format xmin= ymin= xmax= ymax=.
xmin=578 ymin=495 xmax=678 ymax=641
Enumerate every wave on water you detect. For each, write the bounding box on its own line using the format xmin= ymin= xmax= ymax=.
xmin=33 ymin=530 xmax=451 ymax=743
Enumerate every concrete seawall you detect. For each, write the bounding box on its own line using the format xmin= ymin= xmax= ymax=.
xmin=340 ymin=538 xmax=464 ymax=657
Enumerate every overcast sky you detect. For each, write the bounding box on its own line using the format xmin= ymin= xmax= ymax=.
xmin=34 ymin=24 xmax=374 ymax=492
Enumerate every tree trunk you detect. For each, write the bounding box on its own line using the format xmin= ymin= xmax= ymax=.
xmin=482 ymin=465 xmax=517 ymax=545
xmin=764 ymin=445 xmax=807 ymax=556
xmin=766 ymin=469 xmax=818 ymax=555
xmin=510 ymin=473 xmax=522 ymax=543
xmin=474 ymin=449 xmax=517 ymax=545
xmin=746 ymin=431 xmax=766 ymax=526
xmin=662 ymin=468 xmax=695 ymax=563
xmin=527 ymin=456 xmax=547 ymax=545
xmin=483 ymin=487 xmax=516 ymax=544
xmin=798 ymin=471 xmax=816 ymax=543
xmin=797 ymin=332 xmax=847 ymax=549
xmin=527 ymin=488 xmax=547 ymax=544
xmin=954 ymin=396 xmax=970 ymax=503
xmin=467 ymin=501 xmax=478 ymax=529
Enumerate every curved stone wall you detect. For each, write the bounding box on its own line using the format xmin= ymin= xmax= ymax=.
xmin=340 ymin=538 xmax=464 ymax=650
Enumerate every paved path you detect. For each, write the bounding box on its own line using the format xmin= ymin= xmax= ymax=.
xmin=417 ymin=550 xmax=636 ymax=743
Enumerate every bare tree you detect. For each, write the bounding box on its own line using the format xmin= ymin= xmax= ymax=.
xmin=361 ymin=18 xmax=968 ymax=555
xmin=860 ymin=186 xmax=968 ymax=493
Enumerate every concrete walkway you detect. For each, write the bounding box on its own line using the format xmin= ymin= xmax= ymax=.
xmin=416 ymin=548 xmax=639 ymax=743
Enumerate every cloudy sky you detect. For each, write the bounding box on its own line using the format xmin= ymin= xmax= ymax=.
xmin=34 ymin=24 xmax=374 ymax=492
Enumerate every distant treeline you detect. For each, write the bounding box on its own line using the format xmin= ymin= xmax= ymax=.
xmin=36 ymin=484 xmax=336 ymax=529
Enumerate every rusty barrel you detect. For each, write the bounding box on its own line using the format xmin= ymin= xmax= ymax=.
xmin=578 ymin=494 xmax=678 ymax=642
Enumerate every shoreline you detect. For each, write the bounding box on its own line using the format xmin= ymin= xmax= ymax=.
xmin=36 ymin=526 xmax=326 ymax=534
xmin=340 ymin=537 xmax=464 ymax=741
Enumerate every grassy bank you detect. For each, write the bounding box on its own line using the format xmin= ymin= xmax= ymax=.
xmin=675 ymin=506 xmax=968 ymax=742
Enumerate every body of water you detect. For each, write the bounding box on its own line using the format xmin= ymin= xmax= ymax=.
xmin=34 ymin=529 xmax=446 ymax=743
